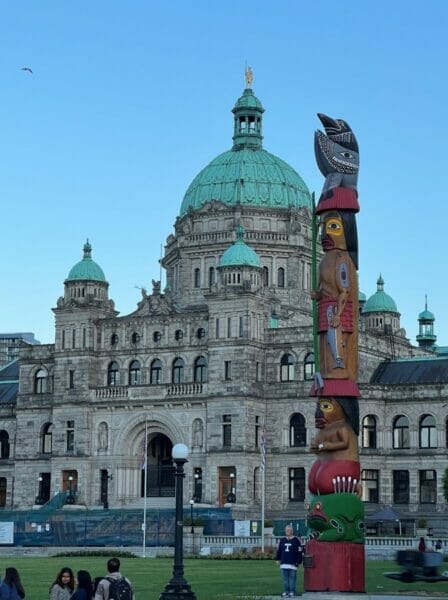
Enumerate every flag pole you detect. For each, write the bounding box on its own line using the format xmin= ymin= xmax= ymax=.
xmin=142 ymin=418 xmax=148 ymax=557
xmin=260 ymin=425 xmax=266 ymax=553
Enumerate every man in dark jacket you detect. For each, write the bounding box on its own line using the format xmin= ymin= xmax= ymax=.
xmin=276 ymin=525 xmax=303 ymax=597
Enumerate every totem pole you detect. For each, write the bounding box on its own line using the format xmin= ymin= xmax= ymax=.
xmin=304 ymin=114 xmax=365 ymax=592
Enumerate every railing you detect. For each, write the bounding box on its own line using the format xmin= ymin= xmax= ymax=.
xmin=95 ymin=386 xmax=128 ymax=399
xmin=166 ymin=383 xmax=203 ymax=396
xmin=93 ymin=383 xmax=205 ymax=400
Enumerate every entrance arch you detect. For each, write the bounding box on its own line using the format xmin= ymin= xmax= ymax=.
xmin=141 ymin=433 xmax=175 ymax=497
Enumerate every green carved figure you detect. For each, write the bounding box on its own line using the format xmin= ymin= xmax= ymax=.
xmin=307 ymin=493 xmax=364 ymax=543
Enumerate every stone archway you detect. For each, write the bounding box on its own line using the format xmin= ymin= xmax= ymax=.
xmin=141 ymin=433 xmax=175 ymax=497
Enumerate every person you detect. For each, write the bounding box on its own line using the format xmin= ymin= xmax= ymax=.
xmin=0 ymin=567 xmax=25 ymax=599
xmin=70 ymin=571 xmax=92 ymax=600
xmin=276 ymin=526 xmax=303 ymax=598
xmin=418 ymin=536 xmax=426 ymax=553
xmin=435 ymin=539 xmax=443 ymax=553
xmin=49 ymin=567 xmax=75 ymax=600
xmin=93 ymin=558 xmax=133 ymax=600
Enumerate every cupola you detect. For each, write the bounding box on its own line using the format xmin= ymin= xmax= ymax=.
xmin=218 ymin=226 xmax=262 ymax=291
xmin=63 ymin=240 xmax=109 ymax=304
xmin=362 ymin=274 xmax=400 ymax=334
xmin=416 ymin=295 xmax=436 ymax=349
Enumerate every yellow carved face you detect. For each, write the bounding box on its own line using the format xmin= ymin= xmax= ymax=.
xmin=315 ymin=398 xmax=345 ymax=427
xmin=320 ymin=213 xmax=347 ymax=251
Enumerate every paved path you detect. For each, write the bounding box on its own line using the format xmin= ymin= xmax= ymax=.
xmin=257 ymin=594 xmax=445 ymax=599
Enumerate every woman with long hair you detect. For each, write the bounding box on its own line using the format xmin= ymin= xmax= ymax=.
xmin=49 ymin=567 xmax=75 ymax=600
xmin=0 ymin=567 xmax=25 ymax=599
xmin=70 ymin=571 xmax=92 ymax=600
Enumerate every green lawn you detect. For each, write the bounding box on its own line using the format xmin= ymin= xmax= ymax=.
xmin=2 ymin=556 xmax=447 ymax=599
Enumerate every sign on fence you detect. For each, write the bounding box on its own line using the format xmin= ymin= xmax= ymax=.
xmin=0 ymin=522 xmax=14 ymax=544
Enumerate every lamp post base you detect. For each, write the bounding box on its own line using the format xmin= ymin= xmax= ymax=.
xmin=159 ymin=581 xmax=197 ymax=599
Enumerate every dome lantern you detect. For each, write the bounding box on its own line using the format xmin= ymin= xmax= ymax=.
xmin=416 ymin=295 xmax=436 ymax=349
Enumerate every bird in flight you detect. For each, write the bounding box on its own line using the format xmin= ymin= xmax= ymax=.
xmin=21 ymin=67 xmax=33 ymax=73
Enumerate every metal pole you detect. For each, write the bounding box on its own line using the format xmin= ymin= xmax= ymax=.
xmin=261 ymin=465 xmax=265 ymax=553
xmin=142 ymin=418 xmax=148 ymax=558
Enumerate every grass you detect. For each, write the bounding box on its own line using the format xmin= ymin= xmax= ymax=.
xmin=1 ymin=556 xmax=447 ymax=599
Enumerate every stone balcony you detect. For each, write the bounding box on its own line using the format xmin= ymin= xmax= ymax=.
xmin=92 ymin=382 xmax=207 ymax=401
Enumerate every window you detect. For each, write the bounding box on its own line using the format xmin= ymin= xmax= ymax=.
xmin=72 ymin=329 xmax=76 ymax=349
xmin=393 ymin=470 xmax=409 ymax=504
xmin=194 ymin=356 xmax=207 ymax=383
xmin=0 ymin=431 xmax=10 ymax=459
xmin=172 ymin=357 xmax=184 ymax=383
xmin=174 ymin=329 xmax=183 ymax=341
xmin=224 ymin=360 xmax=232 ymax=380
xmin=361 ymin=469 xmax=379 ymax=503
xmin=256 ymin=362 xmax=261 ymax=382
xmin=196 ymin=328 xmax=206 ymax=339
xmin=227 ymin=317 xmax=232 ymax=337
xmin=111 ymin=333 xmax=118 ymax=346
xmin=289 ymin=468 xmax=305 ymax=501
xmin=263 ymin=266 xmax=269 ymax=286
xmin=393 ymin=415 xmax=409 ymax=449
xmin=419 ymin=470 xmax=436 ymax=503
xmin=131 ymin=332 xmax=140 ymax=344
xmin=61 ymin=330 xmax=66 ymax=349
xmin=289 ymin=414 xmax=306 ymax=447
xmin=153 ymin=331 xmax=162 ymax=342
xmin=107 ymin=362 xmax=120 ymax=386
xmin=129 ymin=360 xmax=141 ymax=385
xmin=0 ymin=477 xmax=6 ymax=507
xmin=277 ymin=267 xmax=285 ymax=288
xmin=194 ymin=268 xmax=200 ymax=288
xmin=66 ymin=420 xmax=75 ymax=453
xmin=215 ymin=318 xmax=220 ymax=338
xmin=255 ymin=416 xmax=260 ymax=448
xmin=253 ymin=467 xmax=260 ymax=501
xmin=419 ymin=414 xmax=436 ymax=448
xmin=222 ymin=414 xmax=232 ymax=447
xmin=69 ymin=370 xmax=75 ymax=389
xmin=304 ymin=353 xmax=315 ymax=381
xmin=35 ymin=368 xmax=49 ymax=394
xmin=42 ymin=423 xmax=52 ymax=454
xmin=280 ymin=353 xmax=295 ymax=382
xmin=362 ymin=415 xmax=377 ymax=449
xmin=208 ymin=266 xmax=215 ymax=287
xmin=150 ymin=359 xmax=162 ymax=385
xmin=239 ymin=316 xmax=244 ymax=337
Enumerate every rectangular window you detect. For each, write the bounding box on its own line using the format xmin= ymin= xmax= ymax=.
xmin=83 ymin=328 xmax=86 ymax=348
xmin=222 ymin=414 xmax=232 ymax=447
xmin=66 ymin=420 xmax=75 ymax=453
xmin=256 ymin=362 xmax=261 ymax=382
xmin=393 ymin=470 xmax=409 ymax=504
xmin=215 ymin=318 xmax=220 ymax=339
xmin=69 ymin=370 xmax=75 ymax=389
xmin=72 ymin=329 xmax=76 ymax=349
xmin=227 ymin=317 xmax=232 ymax=337
xmin=289 ymin=468 xmax=305 ymax=501
xmin=61 ymin=330 xmax=65 ymax=349
xmin=255 ymin=416 xmax=260 ymax=448
xmin=361 ymin=469 xmax=379 ymax=503
xmin=224 ymin=361 xmax=232 ymax=381
xmin=419 ymin=469 xmax=436 ymax=503
xmin=239 ymin=316 xmax=244 ymax=337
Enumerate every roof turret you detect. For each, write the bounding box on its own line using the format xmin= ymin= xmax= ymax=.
xmin=363 ymin=275 xmax=398 ymax=314
xmin=66 ymin=241 xmax=106 ymax=282
xmin=219 ymin=226 xmax=261 ymax=268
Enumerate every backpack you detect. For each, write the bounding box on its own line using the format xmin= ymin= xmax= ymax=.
xmin=106 ymin=577 xmax=132 ymax=600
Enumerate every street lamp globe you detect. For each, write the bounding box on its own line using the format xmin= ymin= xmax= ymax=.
xmin=172 ymin=443 xmax=189 ymax=460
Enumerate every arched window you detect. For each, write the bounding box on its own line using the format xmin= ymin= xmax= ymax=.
xmin=42 ymin=423 xmax=53 ymax=454
xmin=196 ymin=327 xmax=206 ymax=339
xmin=280 ymin=353 xmax=295 ymax=382
xmin=194 ymin=356 xmax=207 ymax=383
xmin=304 ymin=352 xmax=315 ymax=381
xmin=111 ymin=333 xmax=118 ymax=346
xmin=289 ymin=414 xmax=306 ymax=447
xmin=107 ymin=362 xmax=120 ymax=386
xmin=277 ymin=267 xmax=285 ymax=288
xmin=362 ymin=415 xmax=377 ymax=448
xmin=153 ymin=331 xmax=162 ymax=342
xmin=129 ymin=360 xmax=141 ymax=386
xmin=263 ymin=266 xmax=269 ymax=286
xmin=35 ymin=368 xmax=48 ymax=394
xmin=393 ymin=415 xmax=409 ymax=449
xmin=419 ymin=414 xmax=437 ymax=448
xmin=194 ymin=268 xmax=201 ymax=288
xmin=0 ymin=431 xmax=10 ymax=459
xmin=172 ymin=357 xmax=184 ymax=383
xmin=175 ymin=329 xmax=183 ymax=341
xmin=209 ymin=266 xmax=215 ymax=287
xmin=131 ymin=332 xmax=140 ymax=344
xmin=150 ymin=359 xmax=162 ymax=385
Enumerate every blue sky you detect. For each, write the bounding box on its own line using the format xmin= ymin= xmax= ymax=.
xmin=1 ymin=1 xmax=447 ymax=345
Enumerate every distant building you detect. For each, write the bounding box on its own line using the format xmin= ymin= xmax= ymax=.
xmin=1 ymin=84 xmax=447 ymax=531
xmin=0 ymin=333 xmax=40 ymax=367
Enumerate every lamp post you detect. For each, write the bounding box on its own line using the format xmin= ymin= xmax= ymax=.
xmin=66 ymin=475 xmax=75 ymax=504
xmin=189 ymin=499 xmax=195 ymax=534
xmin=35 ymin=475 xmax=43 ymax=505
xmin=160 ymin=443 xmax=196 ymax=600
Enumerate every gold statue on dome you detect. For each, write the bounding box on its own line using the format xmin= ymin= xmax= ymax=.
xmin=245 ymin=65 xmax=253 ymax=87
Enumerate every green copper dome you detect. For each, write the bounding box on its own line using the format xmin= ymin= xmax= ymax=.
xmin=219 ymin=226 xmax=261 ymax=268
xmin=419 ymin=297 xmax=435 ymax=321
xmin=180 ymin=87 xmax=312 ymax=216
xmin=66 ymin=241 xmax=106 ymax=282
xmin=363 ymin=275 xmax=398 ymax=314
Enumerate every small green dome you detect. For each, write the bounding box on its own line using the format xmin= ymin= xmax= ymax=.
xmin=419 ymin=297 xmax=435 ymax=321
xmin=180 ymin=86 xmax=312 ymax=216
xmin=66 ymin=241 xmax=106 ymax=282
xmin=359 ymin=290 xmax=367 ymax=303
xmin=219 ymin=226 xmax=261 ymax=268
xmin=363 ymin=275 xmax=398 ymax=314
